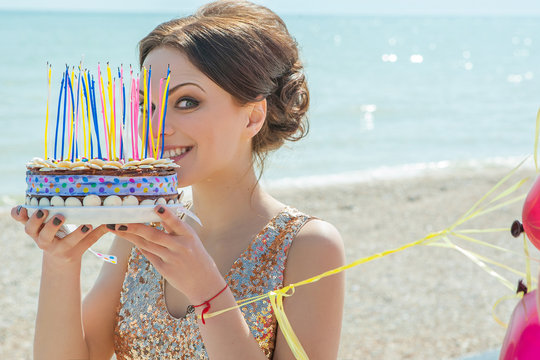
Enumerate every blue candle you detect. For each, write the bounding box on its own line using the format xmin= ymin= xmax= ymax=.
xmin=54 ymin=74 xmax=65 ymax=159
xmin=144 ymin=66 xmax=152 ymax=158
xmin=160 ymin=66 xmax=171 ymax=159
xmin=61 ymin=66 xmax=68 ymax=160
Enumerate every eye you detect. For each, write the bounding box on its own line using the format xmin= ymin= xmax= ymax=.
xmin=139 ymin=102 xmax=156 ymax=113
xmin=176 ymin=97 xmax=199 ymax=110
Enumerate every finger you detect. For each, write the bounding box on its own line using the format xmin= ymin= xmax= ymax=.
xmin=154 ymin=205 xmax=194 ymax=236
xmin=39 ymin=215 xmax=65 ymax=241
xmin=25 ymin=209 xmax=48 ymax=240
xmin=11 ymin=205 xmax=29 ymax=224
xmin=110 ymin=226 xmax=171 ymax=258
xmin=72 ymin=225 xmax=109 ymax=254
xmin=112 ymin=223 xmax=176 ymax=248
xmin=57 ymin=223 xmax=93 ymax=248
xmin=34 ymin=215 xmax=64 ymax=250
xmin=138 ymin=248 xmax=165 ymax=270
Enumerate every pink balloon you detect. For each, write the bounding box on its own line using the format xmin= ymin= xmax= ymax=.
xmin=500 ymin=289 xmax=540 ymax=360
xmin=522 ymin=176 xmax=540 ymax=251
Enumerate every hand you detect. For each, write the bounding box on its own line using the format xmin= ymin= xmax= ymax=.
xmin=11 ymin=205 xmax=108 ymax=265
xmin=107 ymin=205 xmax=225 ymax=304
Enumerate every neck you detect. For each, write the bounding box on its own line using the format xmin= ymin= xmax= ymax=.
xmin=189 ymin=166 xmax=275 ymax=241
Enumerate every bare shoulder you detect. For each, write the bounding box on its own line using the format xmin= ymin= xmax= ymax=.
xmin=285 ymin=218 xmax=345 ymax=281
xmin=273 ymin=218 xmax=346 ymax=359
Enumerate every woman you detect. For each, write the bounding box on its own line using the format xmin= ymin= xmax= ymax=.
xmin=12 ymin=1 xmax=345 ymax=359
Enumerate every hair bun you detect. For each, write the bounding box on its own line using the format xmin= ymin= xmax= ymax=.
xmin=279 ymin=61 xmax=309 ymax=133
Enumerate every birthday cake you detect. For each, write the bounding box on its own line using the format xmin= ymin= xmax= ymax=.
xmin=25 ymin=157 xmax=180 ymax=207
xmin=22 ymin=62 xmax=190 ymax=225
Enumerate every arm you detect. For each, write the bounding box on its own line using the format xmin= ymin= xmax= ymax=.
xmin=11 ymin=206 xmax=108 ymax=360
xmin=82 ymin=236 xmax=134 ymax=359
xmin=35 ymin=234 xmax=132 ymax=360
xmin=107 ymin=206 xmax=269 ymax=360
xmin=273 ymin=220 xmax=346 ymax=360
xmin=198 ymin=220 xmax=345 ymax=360
xmin=11 ymin=206 xmax=132 ymax=360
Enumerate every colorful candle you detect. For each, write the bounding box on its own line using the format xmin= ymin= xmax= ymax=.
xmin=54 ymin=72 xmax=65 ymax=159
xmin=83 ymin=70 xmax=93 ymax=158
xmin=107 ymin=63 xmax=116 ymax=159
xmin=141 ymin=67 xmax=147 ymax=158
xmin=45 ymin=63 xmax=51 ymax=159
xmin=74 ymin=68 xmax=82 ymax=160
xmin=120 ymin=66 xmax=126 ymax=160
xmin=80 ymin=72 xmax=88 ymax=159
xmin=67 ymin=72 xmax=76 ymax=161
xmin=97 ymin=63 xmax=110 ymax=159
xmin=135 ymin=76 xmax=140 ymax=160
xmin=61 ymin=66 xmax=68 ymax=160
xmin=66 ymin=71 xmax=73 ymax=160
xmin=112 ymin=78 xmax=117 ymax=159
xmin=147 ymin=66 xmax=155 ymax=159
xmin=154 ymin=77 xmax=164 ymax=159
xmin=90 ymin=76 xmax=102 ymax=159
xmin=160 ymin=66 xmax=171 ymax=159
xmin=129 ymin=67 xmax=135 ymax=160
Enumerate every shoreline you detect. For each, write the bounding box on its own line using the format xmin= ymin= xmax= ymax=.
xmin=1 ymin=155 xmax=535 ymax=208
xmin=1 ymin=166 xmax=538 ymax=359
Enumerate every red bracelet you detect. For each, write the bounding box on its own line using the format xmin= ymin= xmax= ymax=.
xmin=192 ymin=283 xmax=229 ymax=324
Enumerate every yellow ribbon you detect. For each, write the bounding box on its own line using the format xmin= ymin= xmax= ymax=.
xmin=197 ymin=154 xmax=539 ymax=359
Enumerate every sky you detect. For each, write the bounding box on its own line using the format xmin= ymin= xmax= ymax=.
xmin=1 ymin=0 xmax=540 ymax=15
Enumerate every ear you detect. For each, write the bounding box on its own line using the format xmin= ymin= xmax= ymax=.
xmin=245 ymin=98 xmax=267 ymax=139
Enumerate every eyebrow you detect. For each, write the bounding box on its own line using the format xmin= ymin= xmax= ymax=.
xmin=139 ymin=82 xmax=206 ymax=96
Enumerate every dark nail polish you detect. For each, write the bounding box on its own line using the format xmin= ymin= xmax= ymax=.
xmin=157 ymin=206 xmax=165 ymax=214
xmin=16 ymin=205 xmax=21 ymax=215
xmin=118 ymin=225 xmax=128 ymax=231
xmin=53 ymin=217 xmax=62 ymax=226
xmin=81 ymin=225 xmax=90 ymax=233
xmin=106 ymin=224 xmax=116 ymax=230
xmin=36 ymin=210 xmax=44 ymax=219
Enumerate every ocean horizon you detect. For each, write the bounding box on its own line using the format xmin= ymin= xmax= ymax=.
xmin=1 ymin=11 xmax=539 ymax=205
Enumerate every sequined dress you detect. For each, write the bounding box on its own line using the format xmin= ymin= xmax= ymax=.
xmin=114 ymin=207 xmax=311 ymax=359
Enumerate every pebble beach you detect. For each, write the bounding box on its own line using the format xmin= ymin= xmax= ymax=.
xmin=1 ymin=164 xmax=538 ymax=359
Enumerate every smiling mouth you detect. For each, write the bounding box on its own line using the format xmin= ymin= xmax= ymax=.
xmin=163 ymin=146 xmax=193 ymax=159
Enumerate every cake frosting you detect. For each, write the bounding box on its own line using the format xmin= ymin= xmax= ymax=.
xmin=26 ymin=157 xmax=181 ymax=207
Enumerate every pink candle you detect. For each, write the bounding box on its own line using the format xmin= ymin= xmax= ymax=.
xmin=135 ymin=77 xmax=140 ymax=160
xmin=113 ymin=79 xmax=117 ymax=160
xmin=97 ymin=63 xmax=110 ymax=159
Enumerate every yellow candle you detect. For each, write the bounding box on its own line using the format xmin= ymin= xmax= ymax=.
xmin=107 ymin=64 xmax=116 ymax=160
xmin=45 ymin=63 xmax=51 ymax=159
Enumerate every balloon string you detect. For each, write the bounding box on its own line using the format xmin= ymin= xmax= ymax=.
xmin=200 ymin=159 xmax=536 ymax=354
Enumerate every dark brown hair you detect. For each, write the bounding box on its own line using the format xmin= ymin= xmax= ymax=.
xmin=138 ymin=0 xmax=309 ymax=168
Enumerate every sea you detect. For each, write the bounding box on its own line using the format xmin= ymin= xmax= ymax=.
xmin=1 ymin=11 xmax=539 ymax=206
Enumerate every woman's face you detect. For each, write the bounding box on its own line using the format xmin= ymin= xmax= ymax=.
xmin=141 ymin=47 xmax=255 ymax=187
